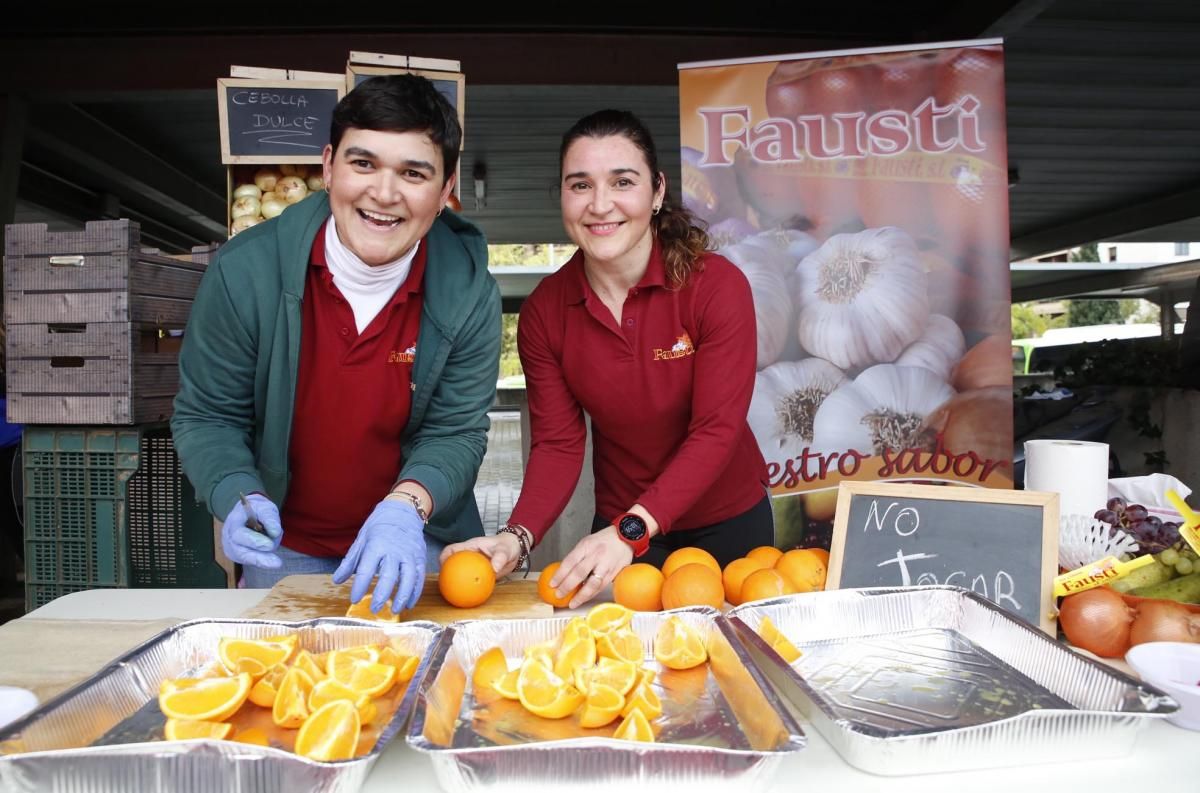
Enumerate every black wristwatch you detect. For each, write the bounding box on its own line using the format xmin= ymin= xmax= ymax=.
xmin=615 ymin=512 xmax=650 ymax=558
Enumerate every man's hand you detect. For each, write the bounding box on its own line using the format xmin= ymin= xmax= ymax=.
xmin=221 ymin=494 xmax=283 ymax=569
xmin=333 ymin=500 xmax=427 ymax=613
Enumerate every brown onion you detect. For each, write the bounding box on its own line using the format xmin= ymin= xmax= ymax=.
xmin=1059 ymin=587 xmax=1135 ymax=658
xmin=1130 ymin=600 xmax=1200 ymax=646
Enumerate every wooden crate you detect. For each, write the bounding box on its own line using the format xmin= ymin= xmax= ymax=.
xmin=4 ymin=220 xmax=207 ymax=326
xmin=3 ymin=220 xmax=216 ymax=425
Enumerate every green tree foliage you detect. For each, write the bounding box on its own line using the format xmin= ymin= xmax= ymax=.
xmin=488 ymin=243 xmax=575 ymax=267
xmin=1067 ymin=299 xmax=1122 ymax=326
xmin=499 ymin=314 xmax=522 ymax=378
xmin=1068 ymin=242 xmax=1099 ymax=262
xmin=1011 ymin=302 xmax=1047 ymax=339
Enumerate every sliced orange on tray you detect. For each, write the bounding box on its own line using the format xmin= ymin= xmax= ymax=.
xmin=159 ymin=672 xmax=252 ymax=722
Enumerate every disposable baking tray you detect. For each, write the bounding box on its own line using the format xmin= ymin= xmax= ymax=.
xmin=407 ymin=606 xmax=805 ymax=792
xmin=725 ymin=586 xmax=1178 ymax=776
xmin=0 ymin=617 xmax=442 ymax=792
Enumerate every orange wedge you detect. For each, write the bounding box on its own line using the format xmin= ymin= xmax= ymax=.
xmin=579 ymin=683 xmax=625 ymax=728
xmin=758 ymin=616 xmax=802 ymax=663
xmin=159 ymin=672 xmax=252 ymax=722
xmin=308 ymin=678 xmax=377 ymax=723
xmin=553 ymin=630 xmax=597 ymax=680
xmin=575 ymin=657 xmax=639 ymax=697
xmin=218 ymin=636 xmax=297 ymax=673
xmin=272 ymin=666 xmax=314 ymax=728
xmin=292 ymin=650 xmax=327 ymax=683
xmin=516 ymin=657 xmax=584 ymax=719
xmin=620 ymin=680 xmax=663 ymax=720
xmin=585 ymin=602 xmax=633 ymax=635
xmin=613 ymin=707 xmax=655 ymax=742
xmin=378 ymin=646 xmax=420 ymax=683
xmin=164 ymin=718 xmax=234 ymax=741
xmin=294 ymin=700 xmax=361 ymax=762
xmin=248 ymin=664 xmax=288 ymax=708
xmin=472 ymin=647 xmax=511 ymax=696
xmin=653 ymin=616 xmax=707 ymax=670
xmin=596 ymin=628 xmax=642 ymax=664
xmin=493 ymin=668 xmax=520 ymax=700
xmin=231 ymin=727 xmax=270 ymax=746
xmin=346 ymin=595 xmax=402 ymax=622
xmin=327 ymin=654 xmax=397 ymax=699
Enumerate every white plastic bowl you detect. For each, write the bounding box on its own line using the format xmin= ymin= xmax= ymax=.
xmin=0 ymin=686 xmax=38 ymax=730
xmin=1126 ymin=642 xmax=1200 ymax=730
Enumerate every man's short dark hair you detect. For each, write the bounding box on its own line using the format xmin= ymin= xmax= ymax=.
xmin=330 ymin=74 xmax=462 ymax=184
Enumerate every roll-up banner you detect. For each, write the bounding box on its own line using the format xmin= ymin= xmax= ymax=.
xmin=678 ymin=40 xmax=1013 ymax=550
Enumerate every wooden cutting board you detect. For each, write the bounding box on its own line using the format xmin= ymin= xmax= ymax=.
xmin=240 ymin=574 xmax=553 ymax=623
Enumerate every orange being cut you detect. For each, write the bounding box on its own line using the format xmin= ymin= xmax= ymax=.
xmin=660 ymin=563 xmax=724 ymax=610
xmin=661 ymin=547 xmax=721 ymax=580
xmin=613 ymin=707 xmax=655 ymax=742
xmin=537 ymin=562 xmax=580 ymax=608
xmin=612 ymin=563 xmax=664 ymax=612
xmin=346 ymin=594 xmax=402 ymax=622
xmin=294 ymin=699 xmax=361 ymax=762
xmin=164 ymin=718 xmax=234 ymax=741
xmin=439 ymin=549 xmax=496 ymax=608
xmin=653 ymin=616 xmax=707 ymax=671
xmin=159 ymin=672 xmax=252 ymax=722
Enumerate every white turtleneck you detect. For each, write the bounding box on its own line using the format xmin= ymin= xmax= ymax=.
xmin=324 ymin=219 xmax=420 ymax=333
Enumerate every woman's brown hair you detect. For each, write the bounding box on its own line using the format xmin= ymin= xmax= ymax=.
xmin=559 ymin=109 xmax=709 ymax=288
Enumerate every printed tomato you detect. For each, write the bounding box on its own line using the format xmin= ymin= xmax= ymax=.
xmin=766 ymin=59 xmax=866 ymax=119
xmin=868 ymin=51 xmax=939 ymax=113
xmin=933 ymin=47 xmax=1007 ymax=160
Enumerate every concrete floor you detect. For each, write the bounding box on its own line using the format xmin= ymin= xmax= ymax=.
xmin=474 ymin=411 xmax=523 ymax=537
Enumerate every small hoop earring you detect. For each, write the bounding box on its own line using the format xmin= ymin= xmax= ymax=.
xmin=324 ymin=184 xmax=330 ymax=194
xmin=652 ymin=205 xmax=661 ymax=216
xmin=437 ymin=207 xmax=444 ymax=217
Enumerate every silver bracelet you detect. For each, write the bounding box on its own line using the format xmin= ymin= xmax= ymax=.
xmin=385 ymin=490 xmax=428 ymax=524
xmin=497 ymin=524 xmax=532 ymax=578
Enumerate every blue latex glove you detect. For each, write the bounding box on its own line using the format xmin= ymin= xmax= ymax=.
xmin=333 ymin=500 xmax=427 ymax=613
xmin=221 ymin=494 xmax=283 ymax=569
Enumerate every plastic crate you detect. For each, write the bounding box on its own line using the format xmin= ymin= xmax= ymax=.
xmin=22 ymin=425 xmax=229 ymax=612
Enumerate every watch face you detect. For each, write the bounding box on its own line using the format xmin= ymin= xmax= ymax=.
xmin=618 ymin=514 xmax=647 ymax=542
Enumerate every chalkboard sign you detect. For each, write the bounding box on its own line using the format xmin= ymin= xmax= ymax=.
xmin=217 ymin=78 xmax=345 ymax=164
xmin=828 ymin=482 xmax=1059 ymax=633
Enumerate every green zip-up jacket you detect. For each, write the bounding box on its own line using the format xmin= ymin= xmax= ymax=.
xmin=171 ymin=192 xmax=500 ymax=544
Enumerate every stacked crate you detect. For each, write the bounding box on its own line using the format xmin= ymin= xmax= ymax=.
xmin=4 ymin=219 xmax=213 ymax=425
xmin=4 ymin=220 xmax=232 ymax=610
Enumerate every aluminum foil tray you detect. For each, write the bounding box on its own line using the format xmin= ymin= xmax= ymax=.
xmin=726 ymin=586 xmax=1178 ymax=776
xmin=0 ymin=617 xmax=442 ymax=793
xmin=407 ymin=606 xmax=805 ymax=792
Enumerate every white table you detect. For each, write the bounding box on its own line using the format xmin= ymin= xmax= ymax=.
xmin=14 ymin=588 xmax=1198 ymax=793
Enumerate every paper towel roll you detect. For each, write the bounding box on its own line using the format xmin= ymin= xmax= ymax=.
xmin=1024 ymin=439 xmax=1109 ymax=519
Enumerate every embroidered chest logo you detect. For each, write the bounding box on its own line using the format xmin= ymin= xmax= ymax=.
xmin=388 ymin=343 xmax=417 ymax=364
xmin=653 ymin=333 xmax=695 ymax=361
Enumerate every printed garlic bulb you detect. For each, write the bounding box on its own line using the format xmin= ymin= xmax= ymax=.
xmin=812 ymin=364 xmax=955 ymax=456
xmin=748 ymin=358 xmax=849 ymax=460
xmin=895 ymin=314 xmax=965 ymax=382
xmin=720 ymin=231 xmax=807 ymax=369
xmin=793 ymin=226 xmax=929 ymax=370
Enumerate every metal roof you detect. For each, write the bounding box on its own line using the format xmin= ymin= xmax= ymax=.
xmin=2 ymin=1 xmax=1198 ymax=282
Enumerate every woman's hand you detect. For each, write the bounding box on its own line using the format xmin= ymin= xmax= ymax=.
xmin=440 ymin=533 xmax=523 ymax=577
xmin=551 ymin=526 xmax=633 ymax=609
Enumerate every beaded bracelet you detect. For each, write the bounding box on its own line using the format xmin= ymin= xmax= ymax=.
xmin=497 ymin=524 xmax=532 ymax=579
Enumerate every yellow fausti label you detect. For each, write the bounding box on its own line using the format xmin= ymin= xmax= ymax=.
xmin=1053 ymin=555 xmax=1156 ymax=597
xmin=1164 ymin=490 xmax=1200 ymax=555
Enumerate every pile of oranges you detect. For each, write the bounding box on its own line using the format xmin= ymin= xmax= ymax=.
xmin=540 ymin=545 xmax=828 ymax=612
xmin=471 ymin=603 xmax=708 ymax=743
xmin=156 ymin=634 xmax=419 ymax=761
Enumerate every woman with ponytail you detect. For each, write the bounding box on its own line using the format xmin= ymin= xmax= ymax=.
xmin=443 ymin=110 xmax=771 ymax=607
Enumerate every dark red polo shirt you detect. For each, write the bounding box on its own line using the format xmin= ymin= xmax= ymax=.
xmin=509 ymin=243 xmax=767 ymax=544
xmin=281 ymin=223 xmax=426 ymax=557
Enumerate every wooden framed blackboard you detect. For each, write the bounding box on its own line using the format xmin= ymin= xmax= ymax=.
xmin=217 ymin=78 xmax=345 ymax=164
xmin=828 ymin=482 xmax=1059 ymax=633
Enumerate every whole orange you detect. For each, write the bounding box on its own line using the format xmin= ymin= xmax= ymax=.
xmin=536 ymin=562 xmax=580 ymax=608
xmin=721 ymin=557 xmax=771 ymax=606
xmin=661 ymin=547 xmax=721 ymax=580
xmin=774 ymin=548 xmax=828 ymax=592
xmin=613 ymin=563 xmax=665 ymax=612
xmin=739 ymin=568 xmax=793 ymax=604
xmin=438 ymin=550 xmax=496 ymax=608
xmin=804 ymin=547 xmax=830 ymax=567
xmin=745 ymin=545 xmax=783 ymax=567
xmin=661 ymin=563 xmax=725 ymax=610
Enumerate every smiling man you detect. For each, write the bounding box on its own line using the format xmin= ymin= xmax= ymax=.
xmin=172 ymin=75 xmax=500 ymax=614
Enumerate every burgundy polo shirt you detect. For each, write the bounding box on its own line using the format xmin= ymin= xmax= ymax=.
xmin=509 ymin=243 xmax=767 ymax=544
xmin=281 ymin=223 xmax=426 ymax=557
